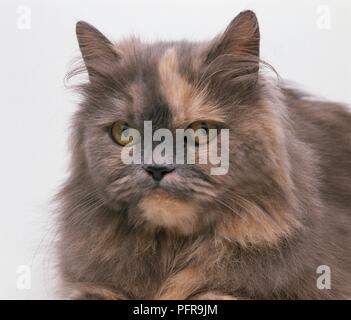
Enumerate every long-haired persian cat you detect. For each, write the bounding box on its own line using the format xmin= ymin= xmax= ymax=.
xmin=57 ymin=11 xmax=351 ymax=299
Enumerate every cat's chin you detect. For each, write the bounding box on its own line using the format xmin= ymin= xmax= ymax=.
xmin=138 ymin=188 xmax=198 ymax=235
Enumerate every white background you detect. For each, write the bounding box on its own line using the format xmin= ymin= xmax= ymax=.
xmin=0 ymin=0 xmax=350 ymax=299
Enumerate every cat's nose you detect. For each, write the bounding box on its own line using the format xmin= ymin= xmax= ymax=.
xmin=143 ymin=164 xmax=175 ymax=181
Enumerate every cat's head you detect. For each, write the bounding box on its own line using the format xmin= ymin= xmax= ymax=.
xmin=69 ymin=11 xmax=299 ymax=242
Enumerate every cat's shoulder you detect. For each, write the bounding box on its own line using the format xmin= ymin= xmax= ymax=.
xmin=282 ymin=85 xmax=351 ymax=129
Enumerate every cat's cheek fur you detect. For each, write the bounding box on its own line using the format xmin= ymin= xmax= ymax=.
xmin=218 ymin=208 xmax=302 ymax=246
xmin=138 ymin=192 xmax=198 ymax=235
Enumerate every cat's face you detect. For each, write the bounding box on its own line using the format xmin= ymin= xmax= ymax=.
xmin=72 ymin=12 xmax=292 ymax=237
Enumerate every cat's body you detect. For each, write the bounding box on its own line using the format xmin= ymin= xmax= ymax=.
xmin=57 ymin=11 xmax=351 ymax=299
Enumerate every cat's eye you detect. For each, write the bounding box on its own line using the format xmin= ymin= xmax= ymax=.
xmin=111 ymin=121 xmax=135 ymax=146
xmin=188 ymin=121 xmax=217 ymax=145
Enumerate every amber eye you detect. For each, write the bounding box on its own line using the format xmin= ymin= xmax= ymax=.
xmin=111 ymin=121 xmax=134 ymax=146
xmin=188 ymin=121 xmax=217 ymax=145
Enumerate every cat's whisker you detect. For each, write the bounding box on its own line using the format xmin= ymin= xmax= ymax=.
xmin=213 ymin=198 xmax=243 ymax=218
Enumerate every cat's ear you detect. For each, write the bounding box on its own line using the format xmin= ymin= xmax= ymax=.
xmin=202 ymin=11 xmax=260 ymax=99
xmin=76 ymin=21 xmax=119 ymax=79
xmin=206 ymin=10 xmax=260 ymax=63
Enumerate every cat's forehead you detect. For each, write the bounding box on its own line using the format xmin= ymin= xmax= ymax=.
xmin=118 ymin=43 xmax=225 ymax=128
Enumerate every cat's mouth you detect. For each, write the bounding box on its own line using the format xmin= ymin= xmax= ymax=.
xmin=145 ymin=187 xmax=175 ymax=198
xmin=148 ymin=185 xmax=184 ymax=199
xmin=142 ymin=171 xmax=216 ymax=201
xmin=148 ymin=180 xmax=193 ymax=200
xmin=142 ymin=171 xmax=189 ymax=196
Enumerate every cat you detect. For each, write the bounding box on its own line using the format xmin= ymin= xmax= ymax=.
xmin=56 ymin=10 xmax=351 ymax=299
